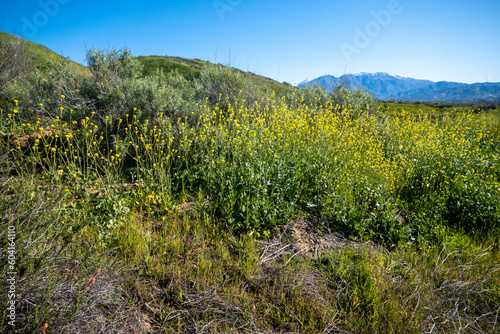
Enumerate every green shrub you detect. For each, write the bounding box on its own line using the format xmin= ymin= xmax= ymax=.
xmin=330 ymin=82 xmax=378 ymax=114
xmin=0 ymin=58 xmax=85 ymax=122
xmin=80 ymin=48 xmax=195 ymax=129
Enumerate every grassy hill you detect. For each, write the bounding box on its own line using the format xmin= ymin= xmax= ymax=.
xmin=0 ymin=31 xmax=87 ymax=74
xmin=136 ymin=54 xmax=292 ymax=95
xmin=136 ymin=55 xmax=206 ymax=79
xmin=1 ymin=36 xmax=499 ymax=333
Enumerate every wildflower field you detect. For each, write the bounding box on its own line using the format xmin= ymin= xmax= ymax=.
xmin=1 ymin=44 xmax=500 ymax=333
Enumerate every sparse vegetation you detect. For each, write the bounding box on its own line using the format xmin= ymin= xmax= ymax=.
xmin=1 ymin=34 xmax=499 ymax=333
xmin=0 ymin=33 xmax=33 ymax=86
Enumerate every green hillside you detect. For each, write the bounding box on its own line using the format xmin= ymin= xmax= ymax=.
xmin=136 ymin=54 xmax=291 ymax=94
xmin=0 ymin=31 xmax=87 ymax=74
xmin=136 ymin=55 xmax=206 ymax=79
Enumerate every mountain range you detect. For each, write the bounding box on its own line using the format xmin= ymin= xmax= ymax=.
xmin=298 ymin=72 xmax=500 ymax=103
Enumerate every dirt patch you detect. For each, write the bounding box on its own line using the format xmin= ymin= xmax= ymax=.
xmin=175 ymin=201 xmax=195 ymax=213
xmin=9 ymin=128 xmax=70 ymax=149
xmin=282 ymin=218 xmax=346 ymax=258
xmin=259 ymin=218 xmax=347 ymax=264
xmin=175 ymin=195 xmax=208 ymax=213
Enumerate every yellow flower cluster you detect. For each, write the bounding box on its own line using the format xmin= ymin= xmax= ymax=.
xmin=4 ymin=97 xmax=499 ymax=229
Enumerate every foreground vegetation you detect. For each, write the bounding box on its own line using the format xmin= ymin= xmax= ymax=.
xmin=1 ymin=35 xmax=500 ymax=333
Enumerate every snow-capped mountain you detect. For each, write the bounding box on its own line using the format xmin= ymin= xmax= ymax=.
xmin=298 ymin=73 xmax=500 ymax=103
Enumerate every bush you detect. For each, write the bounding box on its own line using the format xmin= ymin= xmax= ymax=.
xmin=330 ymin=82 xmax=377 ymax=114
xmin=195 ymin=64 xmax=248 ymax=111
xmin=0 ymin=58 xmax=85 ymax=122
xmin=80 ymin=47 xmax=142 ymax=117
xmin=79 ymin=48 xmax=196 ymax=129
xmin=194 ymin=63 xmax=272 ymax=113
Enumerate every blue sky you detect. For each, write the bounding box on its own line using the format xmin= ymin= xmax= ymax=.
xmin=1 ymin=0 xmax=499 ymax=84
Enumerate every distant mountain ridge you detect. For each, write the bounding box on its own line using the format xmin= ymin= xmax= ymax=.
xmin=298 ymin=72 xmax=500 ymax=103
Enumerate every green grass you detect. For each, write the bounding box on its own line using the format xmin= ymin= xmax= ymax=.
xmin=137 ymin=56 xmax=204 ymax=80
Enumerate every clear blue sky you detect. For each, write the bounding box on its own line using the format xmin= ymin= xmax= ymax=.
xmin=1 ymin=0 xmax=499 ymax=84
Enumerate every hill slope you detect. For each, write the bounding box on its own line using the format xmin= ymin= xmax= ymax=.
xmin=136 ymin=55 xmax=290 ymax=94
xmin=0 ymin=31 xmax=87 ymax=74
